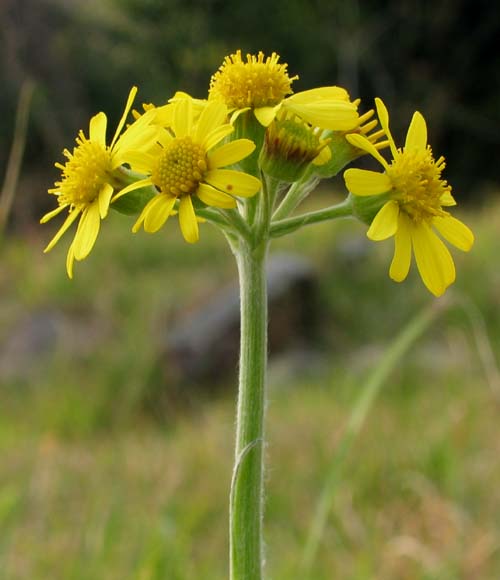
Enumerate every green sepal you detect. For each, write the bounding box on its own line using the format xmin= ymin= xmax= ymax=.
xmin=232 ymin=110 xmax=266 ymax=176
xmin=349 ymin=191 xmax=391 ymax=225
xmin=313 ymin=132 xmax=362 ymax=178
xmin=111 ymin=185 xmax=156 ymax=216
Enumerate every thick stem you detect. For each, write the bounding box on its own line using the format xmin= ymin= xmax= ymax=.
xmin=230 ymin=240 xmax=268 ymax=580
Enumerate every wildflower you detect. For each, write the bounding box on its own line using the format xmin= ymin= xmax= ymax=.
xmin=209 ymin=50 xmax=359 ymax=131
xmin=115 ymin=98 xmax=261 ymax=243
xmin=344 ymin=98 xmax=474 ymax=296
xmin=42 ymin=87 xmax=157 ymax=278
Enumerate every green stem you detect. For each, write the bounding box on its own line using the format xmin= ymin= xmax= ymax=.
xmin=220 ymin=208 xmax=253 ymax=242
xmin=271 ymin=168 xmax=318 ymax=221
xmin=270 ymin=199 xmax=353 ymax=238
xmin=230 ymin=239 xmax=268 ymax=580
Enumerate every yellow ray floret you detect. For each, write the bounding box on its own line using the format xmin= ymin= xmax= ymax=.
xmin=209 ymin=50 xmax=360 ymax=132
xmin=41 ymin=87 xmax=158 ymax=278
xmin=114 ymin=98 xmax=261 ymax=243
xmin=344 ymin=98 xmax=474 ymax=297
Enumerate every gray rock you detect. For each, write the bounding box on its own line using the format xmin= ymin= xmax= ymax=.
xmin=161 ymin=253 xmax=320 ymax=388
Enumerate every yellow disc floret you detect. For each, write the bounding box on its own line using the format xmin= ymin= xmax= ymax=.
xmin=152 ymin=137 xmax=208 ymax=197
xmin=51 ymin=132 xmax=111 ymax=207
xmin=209 ymin=50 xmax=298 ymax=109
xmin=387 ymin=147 xmax=451 ymax=223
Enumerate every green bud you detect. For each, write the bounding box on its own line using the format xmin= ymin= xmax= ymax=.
xmin=259 ymin=113 xmax=330 ymax=183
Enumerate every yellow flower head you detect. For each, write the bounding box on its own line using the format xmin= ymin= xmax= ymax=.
xmin=344 ymin=98 xmax=474 ymax=297
xmin=42 ymin=87 xmax=158 ymax=278
xmin=115 ymin=98 xmax=261 ymax=243
xmin=209 ymin=50 xmax=296 ymax=110
xmin=209 ymin=50 xmax=360 ymax=131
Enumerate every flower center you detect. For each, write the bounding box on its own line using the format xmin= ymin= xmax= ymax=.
xmin=152 ymin=137 xmax=207 ymax=197
xmin=209 ymin=50 xmax=298 ymax=110
xmin=52 ymin=133 xmax=111 ymax=206
xmin=387 ymin=147 xmax=451 ymax=222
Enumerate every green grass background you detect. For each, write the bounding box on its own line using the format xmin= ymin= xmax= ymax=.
xmin=1 ymin=193 xmax=499 ymax=579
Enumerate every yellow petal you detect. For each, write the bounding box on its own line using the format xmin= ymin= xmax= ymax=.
xmin=312 ymin=145 xmax=331 ymax=166
xmin=157 ymin=128 xmax=174 ymax=148
xmin=440 ymin=191 xmax=456 ymax=207
xmin=112 ymin=178 xmax=153 ymax=202
xmin=204 ymin=170 xmax=261 ymax=198
xmin=390 ymin=213 xmax=412 ymax=282
xmin=43 ymin=208 xmax=81 ymax=253
xmin=344 ymin=168 xmax=392 ymax=196
xmin=73 ymin=201 xmax=101 ymax=260
xmin=202 ymin=125 xmax=234 ymax=151
xmin=110 ymin=86 xmax=138 ymax=149
xmin=195 ymin=101 xmax=228 ymax=143
xmin=208 ymin=139 xmax=256 ymax=169
xmin=229 ymin=107 xmax=251 ymax=124
xmin=374 ymin=97 xmax=398 ymax=157
xmin=367 ymin=200 xmax=399 ymax=241
xmin=254 ymin=106 xmax=280 ymax=127
xmin=89 ymin=112 xmax=107 ymax=146
xmin=66 ymin=243 xmax=75 ymax=279
xmin=405 ymin=111 xmax=427 ymax=151
xmin=173 ymin=98 xmax=192 ymax=138
xmin=197 ymin=183 xmax=237 ymax=208
xmin=112 ymin=126 xmax=160 ymax=167
xmin=179 ymin=195 xmax=199 ymax=243
xmin=345 ymin=133 xmax=389 ymax=169
xmin=40 ymin=204 xmax=68 ymax=224
xmin=98 ymin=183 xmax=114 ymax=219
xmin=411 ymin=222 xmax=455 ymax=297
xmin=285 ymin=101 xmax=358 ymax=131
xmin=117 ymin=151 xmax=156 ymax=174
xmin=149 ymin=102 xmax=174 ymax=128
xmin=143 ymin=194 xmax=177 ymax=233
xmin=169 ymin=90 xmax=195 ymax=103
xmin=132 ymin=196 xmax=157 ymax=233
xmin=433 ymin=215 xmax=474 ymax=252
xmin=286 ymin=86 xmax=350 ymax=104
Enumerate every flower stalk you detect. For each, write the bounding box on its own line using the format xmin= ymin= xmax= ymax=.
xmin=41 ymin=49 xmax=475 ymax=579
xmin=230 ymin=239 xmax=269 ymax=580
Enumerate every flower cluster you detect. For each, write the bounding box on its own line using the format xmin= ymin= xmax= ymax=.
xmin=43 ymin=50 xmax=473 ymax=294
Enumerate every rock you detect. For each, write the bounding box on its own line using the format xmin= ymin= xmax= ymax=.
xmin=0 ymin=307 xmax=109 ymax=382
xmin=161 ymin=253 xmax=320 ymax=389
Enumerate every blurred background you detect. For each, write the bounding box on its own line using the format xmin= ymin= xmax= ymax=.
xmin=1 ymin=0 xmax=500 ymax=578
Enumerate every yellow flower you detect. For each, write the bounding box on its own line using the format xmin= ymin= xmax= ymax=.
xmin=115 ymin=98 xmax=261 ymax=243
xmin=42 ymin=87 xmax=158 ymax=278
xmin=209 ymin=50 xmax=359 ymax=131
xmin=344 ymin=98 xmax=474 ymax=297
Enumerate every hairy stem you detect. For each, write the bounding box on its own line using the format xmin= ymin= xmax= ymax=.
xmin=230 ymin=240 xmax=268 ymax=580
